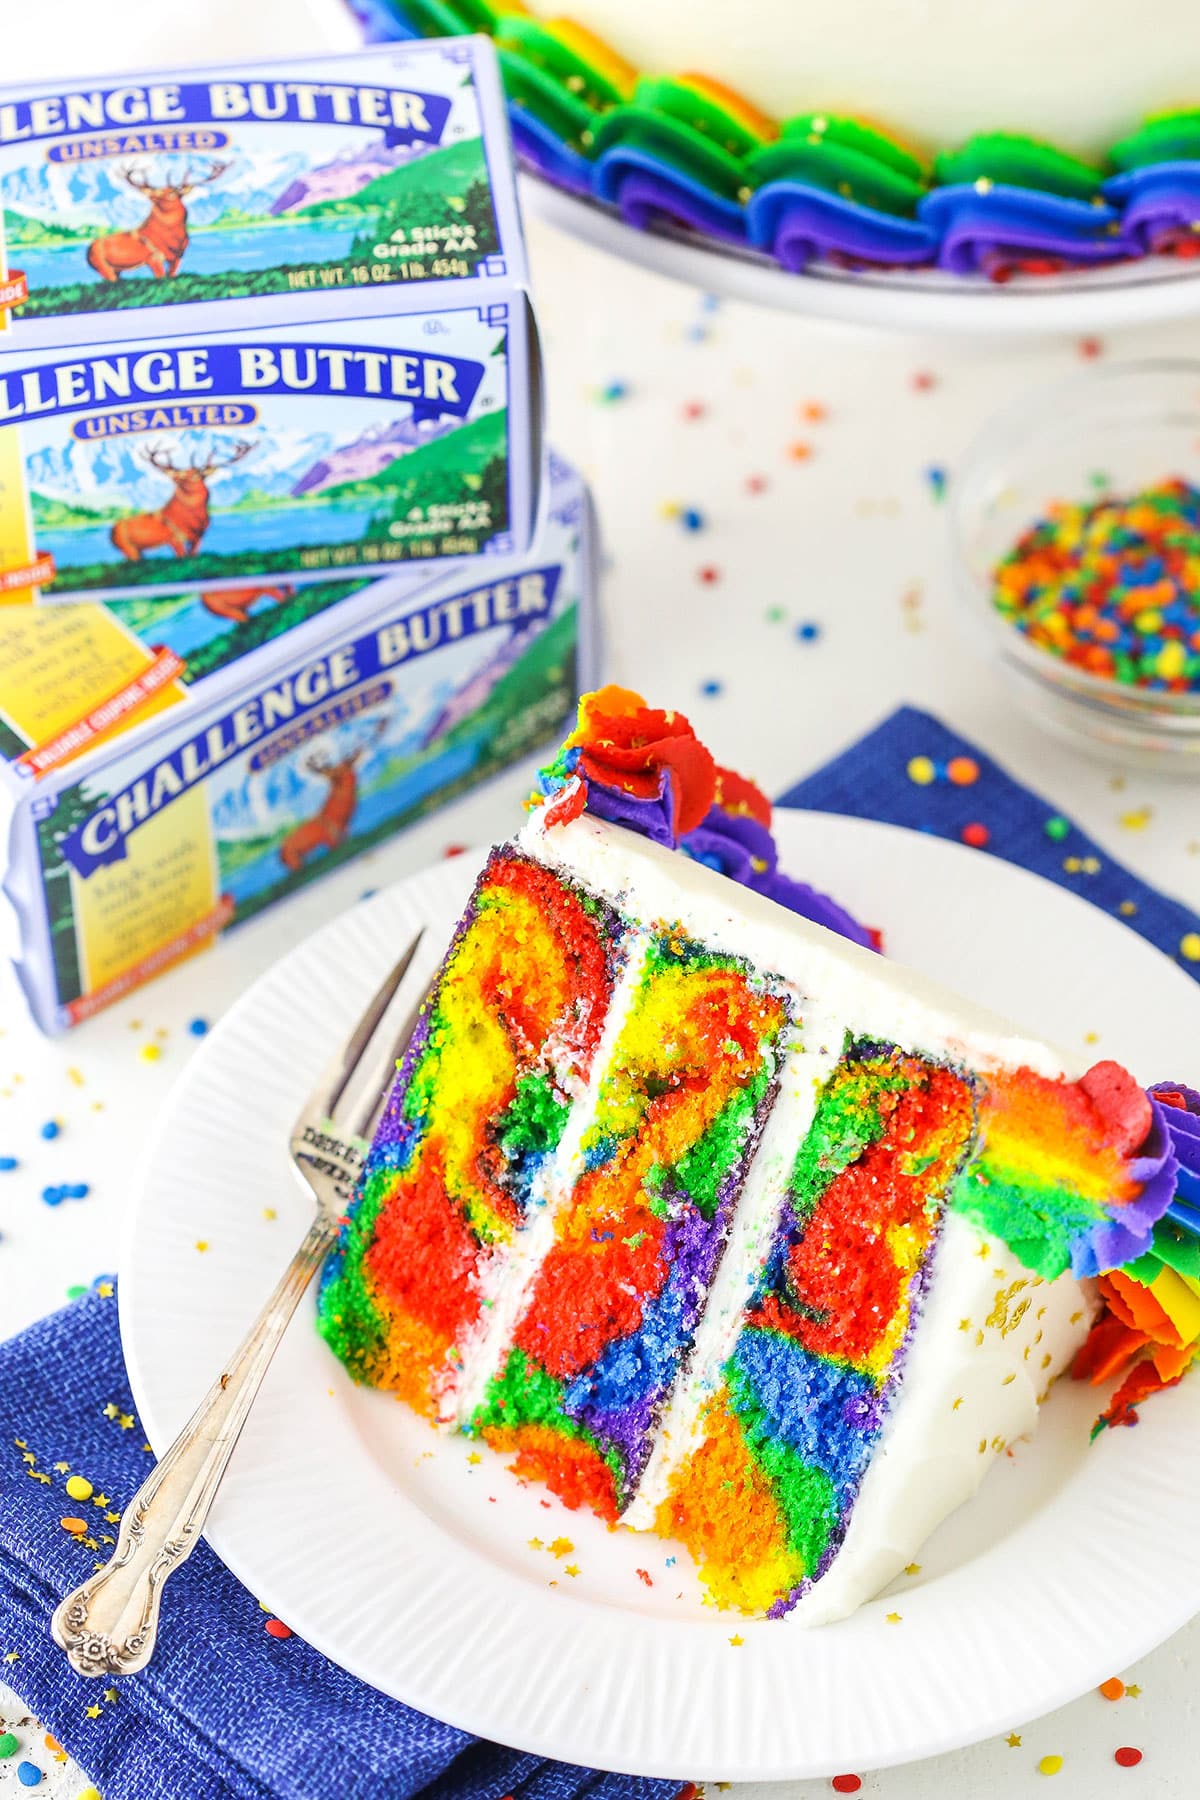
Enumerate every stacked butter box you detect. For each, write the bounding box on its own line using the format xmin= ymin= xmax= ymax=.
xmin=0 ymin=39 xmax=597 ymax=1030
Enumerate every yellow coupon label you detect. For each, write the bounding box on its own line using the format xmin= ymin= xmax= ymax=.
xmin=0 ymin=421 xmax=35 ymax=599
xmin=0 ymin=604 xmax=184 ymax=764
xmin=70 ymin=781 xmax=218 ymax=995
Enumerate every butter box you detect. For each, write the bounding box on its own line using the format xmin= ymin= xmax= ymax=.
xmin=0 ymin=40 xmax=526 ymax=345
xmin=0 ymin=39 xmax=541 ymax=602
xmin=1 ymin=450 xmax=595 ymax=1031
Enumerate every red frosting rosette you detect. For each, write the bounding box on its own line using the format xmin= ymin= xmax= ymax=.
xmin=542 ymin=685 xmax=719 ymax=837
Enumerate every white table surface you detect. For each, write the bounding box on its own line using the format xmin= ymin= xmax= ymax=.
xmin=4 ymin=2 xmax=1200 ymax=1795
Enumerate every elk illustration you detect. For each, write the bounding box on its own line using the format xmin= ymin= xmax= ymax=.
xmin=200 ymin=584 xmax=294 ymax=625
xmin=87 ymin=160 xmax=230 ymax=281
xmin=279 ymin=722 xmax=387 ymax=874
xmin=110 ymin=439 xmax=254 ymax=563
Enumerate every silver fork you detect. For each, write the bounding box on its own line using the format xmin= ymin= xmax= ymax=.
xmin=52 ymin=930 xmax=433 ymax=1679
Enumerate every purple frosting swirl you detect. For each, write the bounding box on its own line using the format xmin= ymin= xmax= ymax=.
xmin=564 ymin=764 xmax=876 ymax=951
xmin=1150 ymin=1082 xmax=1200 ymax=1241
xmin=681 ymin=806 xmax=878 ymax=950
xmin=1076 ymin=1089 xmax=1179 ymax=1276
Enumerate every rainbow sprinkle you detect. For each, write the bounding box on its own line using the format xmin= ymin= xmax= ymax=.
xmin=992 ymin=478 xmax=1200 ymax=690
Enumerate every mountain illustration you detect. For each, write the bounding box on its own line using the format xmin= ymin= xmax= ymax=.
xmin=1 ymin=148 xmax=311 ymax=231
xmin=26 ymin=425 xmax=338 ymax=512
xmin=270 ymin=141 xmax=417 ymax=214
xmin=290 ymin=415 xmax=453 ymax=497
xmin=297 ymin=136 xmax=483 ymax=221
xmin=321 ymin=407 xmax=506 ymax=506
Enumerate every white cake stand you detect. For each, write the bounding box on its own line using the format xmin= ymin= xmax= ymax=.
xmin=522 ymin=175 xmax=1200 ymax=337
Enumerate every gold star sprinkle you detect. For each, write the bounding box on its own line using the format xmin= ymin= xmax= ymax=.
xmin=903 ymin=1563 xmax=921 ymax=1576
xmin=106 ymin=1512 xmax=120 ymax=1524
xmin=53 ymin=1461 xmax=70 ymax=1473
xmin=958 ymin=1318 xmax=971 ymax=1332
xmin=729 ymin=1634 xmax=744 ymax=1647
xmin=21 ymin=1451 xmax=36 ymax=1465
xmin=548 ymin=1536 xmax=574 ymax=1558
xmin=1007 ymin=1733 xmax=1022 ymax=1747
xmin=975 ymin=1242 xmax=991 ymax=1260
xmin=96 ymin=1282 xmax=114 ymax=1298
xmin=263 ymin=1208 xmax=277 ymax=1221
xmin=1126 ymin=1684 xmax=1141 ymax=1697
xmin=93 ymin=1494 xmax=110 ymax=1508
xmin=84 ymin=1704 xmax=102 ymax=1719
xmin=527 ymin=1537 xmax=544 ymax=1552
xmin=104 ymin=1687 xmax=118 ymax=1703
xmin=118 ymin=1413 xmax=134 ymax=1430
xmin=886 ymin=1612 xmax=902 ymax=1623
xmin=565 ymin=1565 xmax=580 ymax=1578
xmin=467 ymin=1452 xmax=481 ymax=1465
xmin=952 ymin=1397 xmax=963 ymax=1410
xmin=195 ymin=1240 xmax=209 ymax=1253
xmin=103 ymin=1403 xmax=119 ymax=1420
xmin=3 ymin=1651 xmax=19 ymax=1664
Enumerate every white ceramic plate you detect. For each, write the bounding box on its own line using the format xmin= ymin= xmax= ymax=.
xmin=120 ymin=812 xmax=1200 ymax=1780
xmin=523 ymin=178 xmax=1200 ymax=338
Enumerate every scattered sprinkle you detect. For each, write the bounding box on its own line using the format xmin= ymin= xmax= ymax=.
xmin=0 ymin=1155 xmax=18 ymax=1172
xmin=1180 ymin=933 xmax=1200 ymax=962
xmin=912 ymin=370 xmax=938 ymax=391
xmin=599 ymin=380 xmax=628 ymax=403
xmin=903 ymin=1563 xmax=921 ymax=1575
xmin=0 ymin=1733 xmax=17 ymax=1759
xmin=682 ymin=401 xmax=706 ymax=421
xmin=60 ymin=1517 xmax=88 ymax=1535
xmin=700 ymin=680 xmax=722 ymax=698
xmin=787 ymin=440 xmax=813 ymax=461
xmin=745 ymin=474 xmax=768 ymax=494
xmin=39 ymin=1120 xmax=60 ymax=1140
xmin=907 ymin=755 xmax=937 ymax=786
xmin=65 ymin=1476 xmax=93 ymax=1503
xmin=636 ymin=1568 xmax=653 ymax=1587
xmin=925 ymin=466 xmax=947 ymax=501
xmin=728 ymin=1634 xmax=744 ymax=1647
xmin=1079 ymin=336 xmax=1103 ymax=358
xmin=800 ymin=401 xmax=828 ymax=423
xmin=831 ymin=1778 xmax=862 ymax=1795
xmin=140 ymin=1043 xmax=162 ymax=1063
xmin=795 ymin=622 xmax=821 ymax=643
xmin=961 ymin=822 xmax=990 ymax=849
xmin=1044 ymin=815 xmax=1070 ymax=841
xmin=1100 ymin=1677 xmax=1126 ymax=1701
xmin=187 ymin=1018 xmax=210 ymax=1037
xmin=264 ymin=1618 xmax=292 ymax=1639
xmin=697 ymin=566 xmax=720 ymax=584
xmin=16 ymin=1763 xmax=41 ymax=1788
xmin=1114 ymin=1747 xmax=1143 ymax=1768
xmin=885 ymin=1611 xmax=902 ymax=1623
xmin=548 ymin=1537 xmax=574 ymax=1558
xmin=680 ymin=507 xmax=705 ymax=533
xmin=195 ymin=1240 xmax=209 ymax=1253
xmin=1038 ymin=1754 xmax=1064 ymax=1776
xmin=442 ymin=843 xmax=467 ymax=858
xmin=946 ymin=756 xmax=979 ymax=786
xmin=1007 ymin=1733 xmax=1022 ymax=1748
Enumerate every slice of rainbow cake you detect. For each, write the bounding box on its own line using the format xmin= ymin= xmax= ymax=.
xmin=319 ymin=688 xmax=1188 ymax=1621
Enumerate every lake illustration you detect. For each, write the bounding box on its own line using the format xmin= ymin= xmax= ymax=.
xmin=14 ymin=216 xmax=363 ymax=295
xmin=40 ymin=497 xmax=379 ymax=573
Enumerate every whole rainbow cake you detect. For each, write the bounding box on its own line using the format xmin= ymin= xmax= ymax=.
xmin=319 ymin=687 xmax=1200 ymax=1620
xmin=353 ymin=3 xmax=1200 ymax=283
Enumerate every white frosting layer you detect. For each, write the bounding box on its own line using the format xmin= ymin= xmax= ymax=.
xmin=454 ymin=810 xmax=1096 ymax=1617
xmin=527 ymin=0 xmax=1195 ymax=155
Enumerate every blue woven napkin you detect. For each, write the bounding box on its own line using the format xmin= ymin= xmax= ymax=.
xmin=0 ymin=1286 xmax=685 ymax=1800
xmin=777 ymin=704 xmax=1200 ymax=980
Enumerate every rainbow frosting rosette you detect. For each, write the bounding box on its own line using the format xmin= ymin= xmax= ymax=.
xmin=319 ymin=687 xmax=1196 ymax=1619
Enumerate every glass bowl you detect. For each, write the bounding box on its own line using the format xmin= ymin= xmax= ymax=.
xmin=951 ymin=359 xmax=1200 ymax=771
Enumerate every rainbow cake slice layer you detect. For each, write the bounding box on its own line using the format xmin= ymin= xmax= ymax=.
xmin=318 ymin=689 xmax=1182 ymax=1621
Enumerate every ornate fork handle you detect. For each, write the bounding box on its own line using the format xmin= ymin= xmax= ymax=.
xmin=51 ymin=1211 xmax=339 ymax=1678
